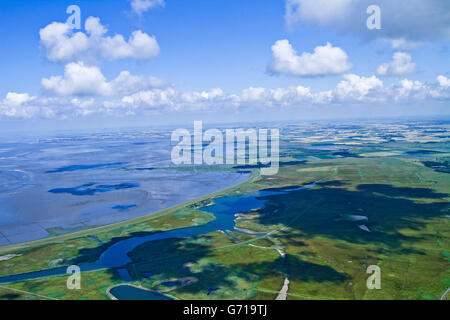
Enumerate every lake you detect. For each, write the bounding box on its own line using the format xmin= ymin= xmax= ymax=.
xmin=109 ymin=285 xmax=173 ymax=300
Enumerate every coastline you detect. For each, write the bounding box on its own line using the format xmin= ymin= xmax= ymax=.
xmin=0 ymin=169 xmax=259 ymax=254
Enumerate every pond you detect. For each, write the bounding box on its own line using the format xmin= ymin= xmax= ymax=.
xmin=109 ymin=285 xmax=173 ymax=300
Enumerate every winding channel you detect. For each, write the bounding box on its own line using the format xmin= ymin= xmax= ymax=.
xmin=0 ymin=183 xmax=316 ymax=284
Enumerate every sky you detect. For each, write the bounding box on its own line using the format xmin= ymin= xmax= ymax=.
xmin=0 ymin=0 xmax=449 ymax=132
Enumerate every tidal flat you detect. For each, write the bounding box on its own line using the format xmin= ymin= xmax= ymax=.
xmin=0 ymin=129 xmax=250 ymax=244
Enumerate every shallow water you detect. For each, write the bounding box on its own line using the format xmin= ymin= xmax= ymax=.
xmin=0 ymin=130 xmax=250 ymax=245
xmin=0 ymin=184 xmax=316 ymax=284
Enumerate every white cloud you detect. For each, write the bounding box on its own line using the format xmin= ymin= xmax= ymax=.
xmin=40 ymin=17 xmax=159 ymax=63
xmin=429 ymin=76 xmax=450 ymax=100
xmin=399 ymin=79 xmax=424 ymax=91
xmin=394 ymin=77 xmax=450 ymax=101
xmin=241 ymin=85 xmax=332 ymax=106
xmin=389 ymin=38 xmax=424 ymax=50
xmin=84 ymin=17 xmax=108 ymax=37
xmin=3 ymin=92 xmax=35 ymax=106
xmin=377 ymin=52 xmax=416 ymax=76
xmin=110 ymin=71 xmax=168 ymax=95
xmin=395 ymin=79 xmax=426 ymax=100
xmin=336 ymin=74 xmax=384 ymax=102
xmin=117 ymin=85 xmax=326 ymax=112
xmin=41 ymin=62 xmax=167 ymax=96
xmin=269 ymin=40 xmax=352 ymax=77
xmin=0 ymin=94 xmax=113 ymax=119
xmin=237 ymin=75 xmax=447 ymax=106
xmin=121 ymin=88 xmax=239 ymax=112
xmin=241 ymin=87 xmax=270 ymax=102
xmin=437 ymin=75 xmax=450 ymax=87
xmin=39 ymin=22 xmax=90 ymax=62
xmin=285 ymin=0 xmax=450 ymax=45
xmin=42 ymin=62 xmax=110 ymax=96
xmin=121 ymin=88 xmax=176 ymax=108
xmin=131 ymin=0 xmax=165 ymax=15
xmin=180 ymin=88 xmax=225 ymax=103
xmin=101 ymin=30 xmax=159 ymax=60
xmin=0 ymin=93 xmax=48 ymax=118
xmin=71 ymin=98 xmax=95 ymax=109
xmin=3 ymin=75 xmax=450 ymax=119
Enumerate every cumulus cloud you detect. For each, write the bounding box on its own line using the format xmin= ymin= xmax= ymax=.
xmin=84 ymin=17 xmax=108 ymax=37
xmin=115 ymin=74 xmax=447 ymax=113
xmin=131 ymin=0 xmax=165 ymax=15
xmin=238 ymin=75 xmax=448 ymax=106
xmin=4 ymin=75 xmax=450 ymax=119
xmin=41 ymin=62 xmax=168 ymax=96
xmin=0 ymin=93 xmax=116 ymax=119
xmin=42 ymin=62 xmax=110 ymax=96
xmin=437 ymin=75 xmax=450 ymax=87
xmin=3 ymin=92 xmax=35 ymax=106
xmin=40 ymin=17 xmax=160 ymax=63
xmin=399 ymin=79 xmax=424 ymax=91
xmin=120 ymin=88 xmax=239 ymax=112
xmin=0 ymin=93 xmax=50 ymax=118
xmin=377 ymin=52 xmax=416 ymax=76
xmin=269 ymin=40 xmax=352 ymax=77
xmin=39 ymin=22 xmax=89 ymax=63
xmin=336 ymin=74 xmax=384 ymax=102
xmin=117 ymin=85 xmax=330 ymax=113
xmin=121 ymin=88 xmax=176 ymax=109
xmin=241 ymin=86 xmax=333 ymax=106
xmin=285 ymin=0 xmax=450 ymax=45
xmin=395 ymin=79 xmax=427 ymax=101
xmin=115 ymin=74 xmax=420 ymax=113
xmin=241 ymin=87 xmax=270 ymax=102
xmin=110 ymin=71 xmax=168 ymax=95
xmin=101 ymin=30 xmax=159 ymax=60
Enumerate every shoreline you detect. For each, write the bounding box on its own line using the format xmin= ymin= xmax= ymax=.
xmin=0 ymin=169 xmax=259 ymax=254
xmin=106 ymin=283 xmax=178 ymax=301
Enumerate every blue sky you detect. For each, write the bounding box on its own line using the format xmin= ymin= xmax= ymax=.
xmin=0 ymin=0 xmax=449 ymax=131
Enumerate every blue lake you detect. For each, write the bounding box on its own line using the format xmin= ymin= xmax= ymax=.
xmin=109 ymin=285 xmax=173 ymax=300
